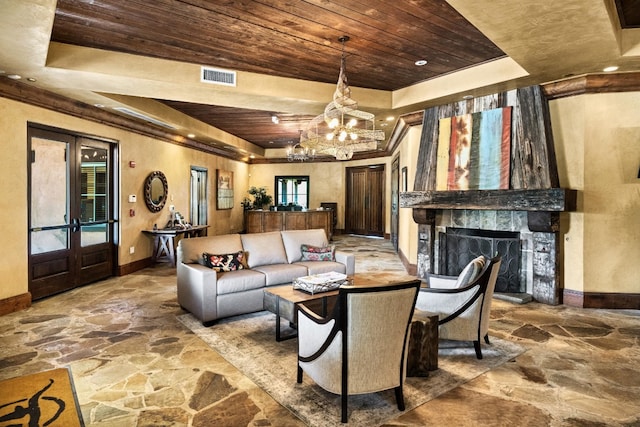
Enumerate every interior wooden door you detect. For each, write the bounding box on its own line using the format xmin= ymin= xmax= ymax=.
xmin=28 ymin=125 xmax=117 ymax=300
xmin=390 ymin=156 xmax=400 ymax=251
xmin=345 ymin=164 xmax=385 ymax=237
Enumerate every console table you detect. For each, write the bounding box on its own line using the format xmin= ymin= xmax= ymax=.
xmin=245 ymin=209 xmax=333 ymax=240
xmin=142 ymin=225 xmax=208 ymax=267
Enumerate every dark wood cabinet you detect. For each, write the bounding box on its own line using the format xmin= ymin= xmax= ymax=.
xmin=245 ymin=210 xmax=333 ymax=239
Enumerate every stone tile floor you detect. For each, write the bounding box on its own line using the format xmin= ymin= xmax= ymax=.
xmin=0 ymin=235 xmax=639 ymax=426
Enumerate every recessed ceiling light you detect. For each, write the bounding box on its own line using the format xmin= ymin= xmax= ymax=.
xmin=462 ymin=94 xmax=474 ymax=100
xmin=26 ymin=77 xmax=36 ymax=82
xmin=187 ymin=133 xmax=196 ymax=138
xmin=386 ymin=116 xmax=394 ymax=121
xmin=415 ymin=60 xmax=428 ymax=66
xmin=94 ymin=103 xmax=105 ymax=108
xmin=603 ymin=65 xmax=619 ymax=72
xmin=7 ymin=74 xmax=21 ymax=80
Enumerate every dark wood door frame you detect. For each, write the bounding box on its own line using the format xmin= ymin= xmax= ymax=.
xmin=345 ymin=164 xmax=385 ymax=237
xmin=391 ymin=155 xmax=400 ymax=251
xmin=28 ymin=124 xmax=118 ymax=300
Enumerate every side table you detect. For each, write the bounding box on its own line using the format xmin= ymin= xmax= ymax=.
xmin=142 ymin=225 xmax=208 ymax=267
xmin=407 ymin=309 xmax=439 ymax=376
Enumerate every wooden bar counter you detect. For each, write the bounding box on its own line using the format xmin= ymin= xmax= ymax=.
xmin=245 ymin=209 xmax=333 ymax=240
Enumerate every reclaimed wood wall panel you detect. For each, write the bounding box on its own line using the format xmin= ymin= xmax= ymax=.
xmin=511 ymin=85 xmax=559 ymax=189
xmin=413 ymin=85 xmax=558 ymax=193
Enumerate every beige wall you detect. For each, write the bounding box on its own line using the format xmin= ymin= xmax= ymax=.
xmin=550 ymin=92 xmax=640 ymax=294
xmin=249 ymin=157 xmax=392 ymax=231
xmin=1 ymin=89 xmax=638 ymax=303
xmin=0 ymin=97 xmax=248 ymax=300
xmin=394 ymin=126 xmax=421 ymax=264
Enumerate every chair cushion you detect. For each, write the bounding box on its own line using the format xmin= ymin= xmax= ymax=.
xmin=300 ymin=244 xmax=335 ymax=261
xmin=202 ymin=251 xmax=245 ymax=272
xmin=455 ymin=255 xmax=486 ymax=288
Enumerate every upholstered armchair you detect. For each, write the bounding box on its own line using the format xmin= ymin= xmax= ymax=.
xmin=296 ymin=280 xmax=421 ymax=423
xmin=415 ymin=256 xmax=502 ymax=359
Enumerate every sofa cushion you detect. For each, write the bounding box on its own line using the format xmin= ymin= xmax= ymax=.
xmin=455 ymin=255 xmax=486 ymax=288
xmin=216 ymin=270 xmax=266 ymax=295
xmin=300 ymin=244 xmax=335 ymax=261
xmin=179 ymin=234 xmax=243 ymax=264
xmin=297 ymin=261 xmax=347 ymax=276
xmin=281 ymin=229 xmax=329 ymax=263
xmin=254 ymin=263 xmax=308 ymax=286
xmin=241 ymin=231 xmax=288 ymax=268
xmin=203 ymin=251 xmax=245 ymax=272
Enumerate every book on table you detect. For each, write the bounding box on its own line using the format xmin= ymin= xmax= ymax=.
xmin=293 ymin=272 xmax=348 ymax=294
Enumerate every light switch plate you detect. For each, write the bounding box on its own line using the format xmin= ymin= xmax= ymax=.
xmin=128 ymin=194 xmax=137 ymax=203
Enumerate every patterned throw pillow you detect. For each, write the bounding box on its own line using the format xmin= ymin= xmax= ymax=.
xmin=202 ymin=251 xmax=245 ymax=272
xmin=300 ymin=244 xmax=335 ymax=262
xmin=454 ymin=255 xmax=486 ymax=288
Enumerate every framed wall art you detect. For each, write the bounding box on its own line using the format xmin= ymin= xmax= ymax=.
xmin=216 ymin=169 xmax=234 ymax=210
xmin=436 ymin=107 xmax=512 ymax=191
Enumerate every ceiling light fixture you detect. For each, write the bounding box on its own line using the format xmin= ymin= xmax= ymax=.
xmin=288 ymin=130 xmax=315 ymax=162
xmin=415 ymin=59 xmax=428 ymax=66
xmin=300 ymin=35 xmax=385 ymax=161
xmin=603 ymin=65 xmax=619 ymax=72
xmin=271 ymin=115 xmax=279 ymax=124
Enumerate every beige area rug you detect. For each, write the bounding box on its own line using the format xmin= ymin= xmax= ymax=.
xmin=178 ymin=311 xmax=526 ymax=427
xmin=0 ymin=367 xmax=84 ymax=427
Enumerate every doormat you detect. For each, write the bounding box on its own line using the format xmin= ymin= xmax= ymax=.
xmin=0 ymin=367 xmax=84 ymax=426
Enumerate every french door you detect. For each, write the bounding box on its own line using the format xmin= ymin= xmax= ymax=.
xmin=28 ymin=125 xmax=117 ymax=300
xmin=345 ymin=164 xmax=385 ymax=237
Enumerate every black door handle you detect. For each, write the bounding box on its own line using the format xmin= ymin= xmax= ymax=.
xmin=71 ymin=218 xmax=80 ymax=232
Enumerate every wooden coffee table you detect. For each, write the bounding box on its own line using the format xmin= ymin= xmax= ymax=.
xmin=263 ymin=285 xmax=339 ymax=341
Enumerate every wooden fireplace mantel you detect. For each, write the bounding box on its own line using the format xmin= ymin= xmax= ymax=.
xmin=400 ymin=188 xmax=577 ymax=212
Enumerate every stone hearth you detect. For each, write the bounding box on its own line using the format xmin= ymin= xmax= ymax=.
xmin=430 ymin=209 xmax=560 ymax=304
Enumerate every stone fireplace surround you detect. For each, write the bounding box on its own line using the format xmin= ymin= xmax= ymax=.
xmin=400 ymin=85 xmax=576 ymax=306
xmin=429 ymin=210 xmax=553 ymax=304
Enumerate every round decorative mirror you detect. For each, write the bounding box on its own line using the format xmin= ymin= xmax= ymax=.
xmin=144 ymin=171 xmax=168 ymax=212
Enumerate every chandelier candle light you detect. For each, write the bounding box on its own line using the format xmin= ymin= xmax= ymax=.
xmin=287 ymin=130 xmax=316 ymax=162
xmin=300 ymin=36 xmax=385 ymax=160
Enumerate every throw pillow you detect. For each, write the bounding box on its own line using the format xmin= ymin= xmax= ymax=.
xmin=202 ymin=251 xmax=245 ymax=272
xmin=454 ymin=255 xmax=486 ymax=288
xmin=300 ymin=244 xmax=335 ymax=262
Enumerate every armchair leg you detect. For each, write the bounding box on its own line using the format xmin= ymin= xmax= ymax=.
xmin=394 ymin=385 xmax=406 ymax=411
xmin=484 ymin=334 xmax=490 ymax=345
xmin=297 ymin=365 xmax=303 ymax=383
xmin=473 ymin=340 xmax=483 ymax=359
xmin=341 ymin=394 xmax=348 ymax=423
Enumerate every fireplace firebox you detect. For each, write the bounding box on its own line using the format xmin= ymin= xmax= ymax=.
xmin=439 ymin=228 xmax=521 ymax=293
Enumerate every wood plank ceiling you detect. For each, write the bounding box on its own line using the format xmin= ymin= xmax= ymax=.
xmin=51 ymin=0 xmax=506 ymax=151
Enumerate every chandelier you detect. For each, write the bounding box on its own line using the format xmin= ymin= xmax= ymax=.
xmin=300 ymin=36 xmax=385 ymax=161
xmin=287 ymin=130 xmax=315 ymax=162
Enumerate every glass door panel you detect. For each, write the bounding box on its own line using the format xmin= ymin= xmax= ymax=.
xmin=80 ymin=145 xmax=109 ymax=247
xmin=30 ymin=137 xmax=70 ymax=255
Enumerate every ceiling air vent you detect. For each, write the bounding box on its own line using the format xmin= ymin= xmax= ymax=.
xmin=113 ymin=107 xmax=177 ymax=129
xmin=201 ymin=66 xmax=236 ymax=87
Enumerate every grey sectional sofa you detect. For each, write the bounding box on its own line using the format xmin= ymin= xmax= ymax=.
xmin=176 ymin=229 xmax=355 ymax=325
